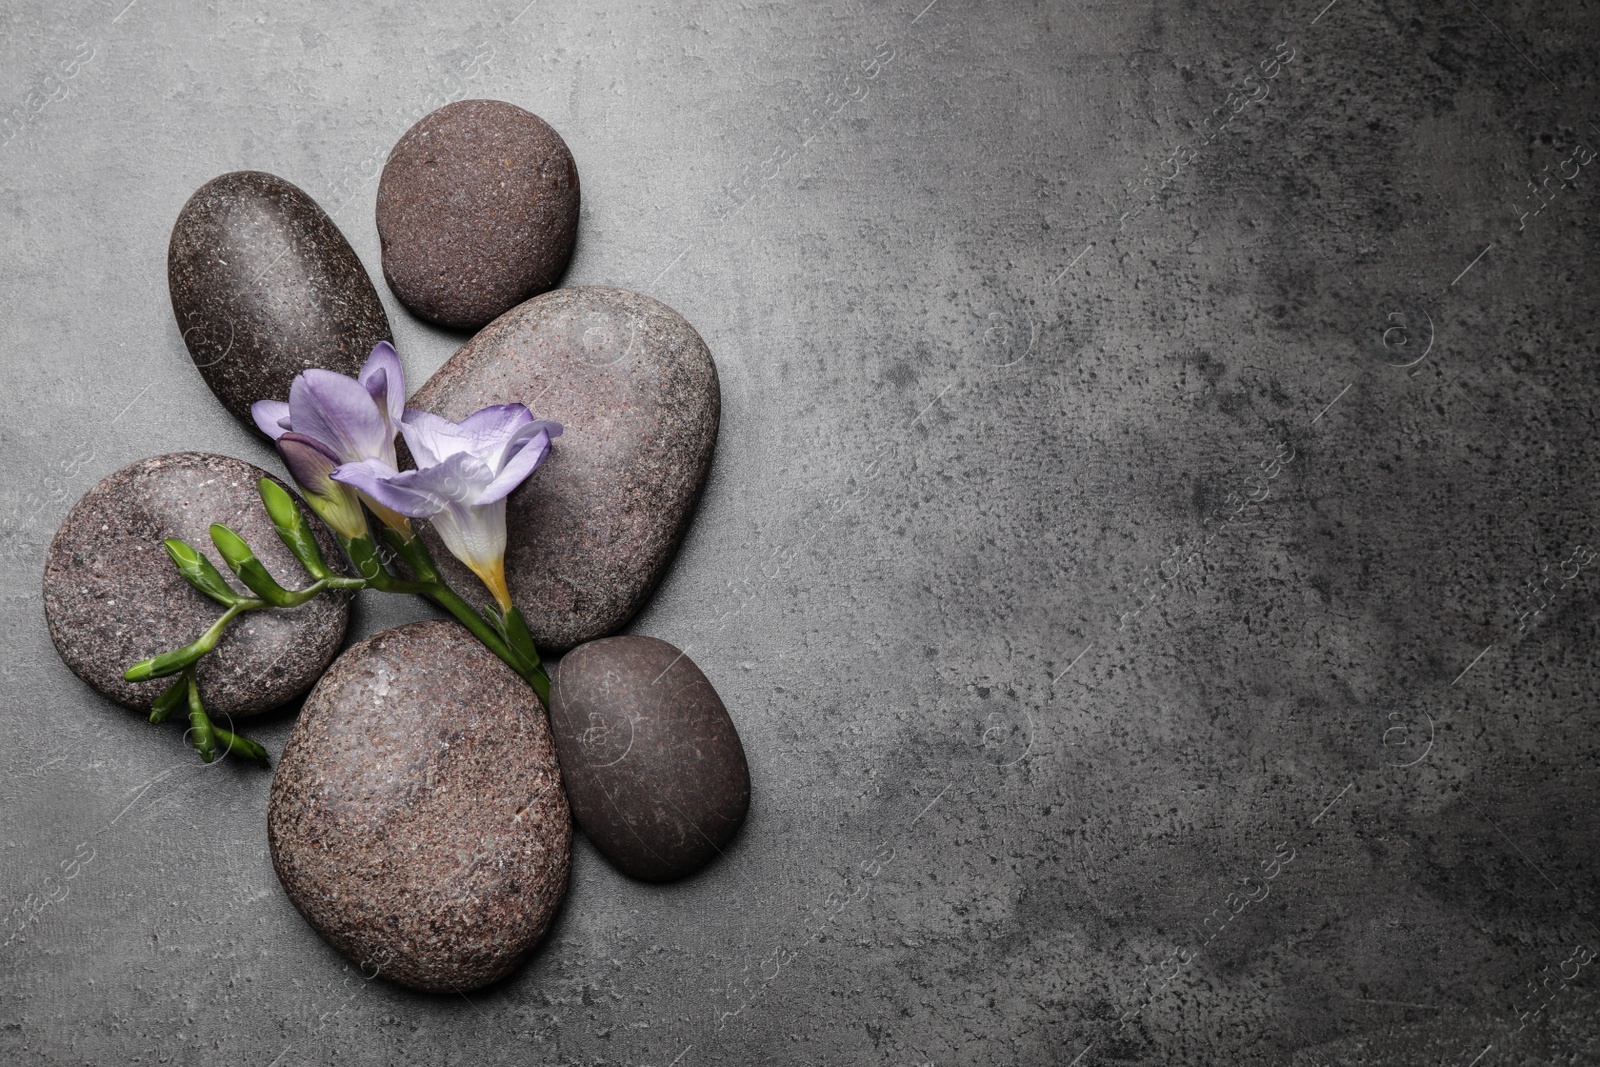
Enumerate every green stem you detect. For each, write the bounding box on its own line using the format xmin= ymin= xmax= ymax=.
xmin=382 ymin=527 xmax=440 ymax=584
xmin=124 ymin=575 xmax=364 ymax=683
xmin=420 ymin=581 xmax=550 ymax=704
xmin=276 ymin=574 xmax=367 ymax=605
xmin=367 ymin=530 xmax=551 ymax=705
xmin=131 ymin=526 xmax=553 ymax=772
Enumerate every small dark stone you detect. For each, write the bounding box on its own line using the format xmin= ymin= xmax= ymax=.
xmin=42 ymin=452 xmax=350 ymax=717
xmin=268 ymin=620 xmax=570 ymax=992
xmin=549 ymin=636 xmax=750 ymax=882
xmin=408 ymin=286 xmax=719 ymax=652
xmin=376 ymin=99 xmax=579 ymax=330
xmin=168 ymin=170 xmax=392 ymax=431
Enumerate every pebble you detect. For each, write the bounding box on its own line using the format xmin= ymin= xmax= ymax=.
xmin=407 ymin=286 xmax=720 ymax=652
xmin=42 ymin=452 xmax=350 ymax=717
xmin=168 ymin=170 xmax=392 ymax=431
xmin=550 ymin=636 xmax=749 ymax=881
xmin=377 ymin=99 xmax=579 ymax=330
xmin=268 ymin=620 xmax=571 ymax=992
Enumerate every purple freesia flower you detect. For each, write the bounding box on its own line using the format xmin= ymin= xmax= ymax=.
xmin=250 ymin=341 xmax=411 ymax=535
xmin=332 ymin=405 xmax=562 ymax=609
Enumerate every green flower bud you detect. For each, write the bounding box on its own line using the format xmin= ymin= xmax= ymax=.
xmin=210 ymin=524 xmax=291 ymax=605
xmin=163 ymin=539 xmax=239 ymax=607
xmin=258 ymin=479 xmax=332 ymax=580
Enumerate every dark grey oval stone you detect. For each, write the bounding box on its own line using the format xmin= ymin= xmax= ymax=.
xmin=268 ymin=620 xmax=571 ymax=992
xmin=168 ymin=170 xmax=392 ymax=431
xmin=408 ymin=286 xmax=719 ymax=652
xmin=377 ymin=99 xmax=579 ymax=330
xmin=550 ymin=636 xmax=749 ymax=882
xmin=42 ymin=452 xmax=350 ymax=717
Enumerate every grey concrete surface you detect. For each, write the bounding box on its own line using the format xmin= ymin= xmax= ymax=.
xmin=3 ymin=0 xmax=1599 ymax=1063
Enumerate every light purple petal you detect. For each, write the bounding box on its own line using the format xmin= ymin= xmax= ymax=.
xmin=480 ymin=427 xmax=554 ymax=503
xmin=399 ymin=408 xmax=475 ymax=466
xmin=364 ymin=366 xmax=390 ymax=417
xmin=464 ymin=408 xmax=531 ymax=469
xmin=408 ymin=451 xmax=496 ymax=506
xmin=331 ymin=459 xmax=449 ymax=518
xmin=276 ymin=433 xmax=342 ymax=495
xmin=458 ymin=406 xmax=564 ymax=465
xmin=289 ymin=369 xmax=389 ymax=464
xmin=357 ymin=341 xmax=405 ymax=430
xmin=360 ymin=367 xmax=400 ymax=471
xmin=507 ymin=418 xmax=562 ymax=448
xmin=458 ymin=403 xmax=534 ymax=444
xmin=251 ymin=399 xmax=293 ymax=440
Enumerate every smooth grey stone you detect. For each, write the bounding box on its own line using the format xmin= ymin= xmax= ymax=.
xmin=408 ymin=286 xmax=719 ymax=652
xmin=168 ymin=170 xmax=392 ymax=432
xmin=42 ymin=452 xmax=350 ymax=717
xmin=549 ymin=635 xmax=750 ymax=881
xmin=268 ymin=620 xmax=571 ymax=993
xmin=377 ymin=99 xmax=579 ymax=330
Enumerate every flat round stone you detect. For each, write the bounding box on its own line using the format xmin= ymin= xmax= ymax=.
xmin=377 ymin=99 xmax=579 ymax=330
xmin=550 ymin=636 xmax=750 ymax=881
xmin=407 ymin=286 xmax=719 ymax=652
xmin=42 ymin=452 xmax=350 ymax=717
xmin=168 ymin=170 xmax=392 ymax=432
xmin=268 ymin=620 xmax=571 ymax=992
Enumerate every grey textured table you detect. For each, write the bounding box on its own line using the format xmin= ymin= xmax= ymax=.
xmin=4 ymin=0 xmax=1599 ymax=1064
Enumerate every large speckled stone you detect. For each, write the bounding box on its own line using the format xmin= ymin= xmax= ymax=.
xmin=550 ymin=636 xmax=749 ymax=882
xmin=168 ymin=170 xmax=392 ymax=431
xmin=42 ymin=452 xmax=350 ymax=717
xmin=408 ymin=286 xmax=719 ymax=652
xmin=377 ymin=99 xmax=579 ymax=330
xmin=267 ymin=621 xmax=571 ymax=993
